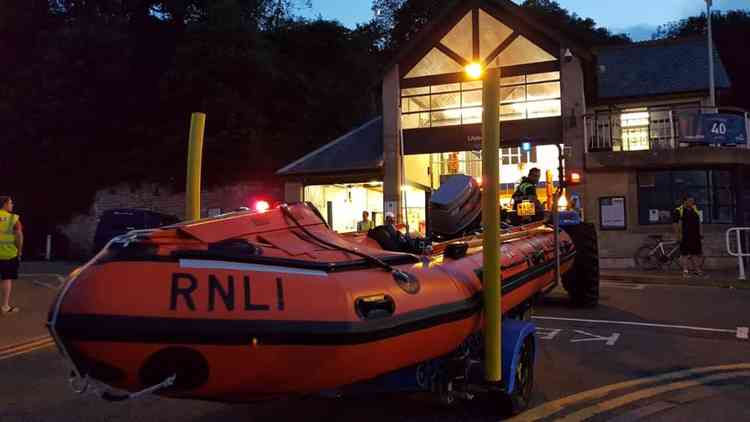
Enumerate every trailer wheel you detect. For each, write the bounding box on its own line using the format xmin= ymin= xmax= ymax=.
xmin=562 ymin=222 xmax=599 ymax=307
xmin=501 ymin=335 xmax=535 ymax=415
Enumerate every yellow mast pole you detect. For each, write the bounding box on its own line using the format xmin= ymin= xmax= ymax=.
xmin=186 ymin=112 xmax=206 ymax=221
xmin=481 ymin=66 xmax=502 ymax=382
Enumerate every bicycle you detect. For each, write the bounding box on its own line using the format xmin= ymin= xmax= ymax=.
xmin=634 ymin=235 xmax=681 ymax=270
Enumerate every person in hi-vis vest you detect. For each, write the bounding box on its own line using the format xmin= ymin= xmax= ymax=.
xmin=0 ymin=196 xmax=23 ymax=314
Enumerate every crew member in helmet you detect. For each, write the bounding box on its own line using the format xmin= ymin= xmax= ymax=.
xmin=512 ymin=168 xmax=541 ymax=204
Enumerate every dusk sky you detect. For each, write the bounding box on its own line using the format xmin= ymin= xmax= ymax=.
xmin=299 ymin=0 xmax=749 ymax=41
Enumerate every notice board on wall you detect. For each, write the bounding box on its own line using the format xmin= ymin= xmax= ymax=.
xmin=599 ymin=196 xmax=626 ymax=230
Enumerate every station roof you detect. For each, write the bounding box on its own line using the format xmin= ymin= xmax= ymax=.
xmin=595 ymin=37 xmax=731 ymax=100
xmin=276 ymin=117 xmax=383 ymax=177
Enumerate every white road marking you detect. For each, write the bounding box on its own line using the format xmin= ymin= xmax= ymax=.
xmin=30 ymin=279 xmax=61 ymax=290
xmin=533 ymin=316 xmax=737 ymax=336
xmin=179 ymin=259 xmax=329 ymax=277
xmin=737 ymin=327 xmax=749 ymax=340
xmin=20 ymin=273 xmax=65 ymax=283
xmin=570 ymin=329 xmax=621 ymax=346
xmin=601 ymin=281 xmax=646 ymax=290
xmin=536 ymin=327 xmax=562 ymax=340
xmin=537 ymin=327 xmax=621 ymax=345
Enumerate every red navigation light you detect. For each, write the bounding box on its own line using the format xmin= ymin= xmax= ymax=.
xmin=255 ymin=200 xmax=270 ymax=213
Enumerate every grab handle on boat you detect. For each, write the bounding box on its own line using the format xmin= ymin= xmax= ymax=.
xmin=355 ymin=295 xmax=396 ymax=320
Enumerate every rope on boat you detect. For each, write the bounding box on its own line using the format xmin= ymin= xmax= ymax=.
xmin=69 ymin=372 xmax=177 ymax=402
xmin=280 ymin=204 xmax=397 ymax=273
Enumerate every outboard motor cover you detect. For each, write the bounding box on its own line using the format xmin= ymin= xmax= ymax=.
xmin=430 ymin=174 xmax=481 ymax=237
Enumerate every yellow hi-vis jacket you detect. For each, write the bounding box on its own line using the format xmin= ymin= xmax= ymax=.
xmin=0 ymin=210 xmax=19 ymax=260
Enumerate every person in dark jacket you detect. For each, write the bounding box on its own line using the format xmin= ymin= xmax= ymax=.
xmin=673 ymin=195 xmax=705 ymax=277
xmin=512 ymin=167 xmax=541 ymax=204
xmin=512 ymin=168 xmax=543 ymax=222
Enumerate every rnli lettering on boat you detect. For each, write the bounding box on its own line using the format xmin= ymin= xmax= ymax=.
xmin=170 ymin=273 xmax=284 ymax=312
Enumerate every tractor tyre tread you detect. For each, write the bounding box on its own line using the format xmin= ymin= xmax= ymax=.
xmin=561 ymin=222 xmax=600 ymax=307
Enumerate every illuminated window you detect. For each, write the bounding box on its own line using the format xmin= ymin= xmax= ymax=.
xmin=401 ymin=71 xmax=561 ymax=129
xmin=440 ymin=12 xmax=473 ymax=61
xmin=501 ymin=147 xmax=536 ymax=165
xmin=499 ymin=72 xmax=561 ymax=121
xmin=620 ymin=110 xmax=650 ymax=151
xmin=401 ymin=82 xmax=482 ymax=129
xmin=404 ymin=7 xmax=557 ymax=80
xmin=488 ymin=36 xmax=556 ymax=68
xmin=479 ymin=9 xmax=513 ymax=61
xmin=405 ymin=48 xmax=464 ymax=79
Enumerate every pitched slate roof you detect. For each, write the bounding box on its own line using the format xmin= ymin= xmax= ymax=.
xmin=276 ymin=117 xmax=383 ymax=176
xmin=595 ymin=37 xmax=731 ymax=100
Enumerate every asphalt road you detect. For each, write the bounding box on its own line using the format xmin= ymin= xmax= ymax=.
xmin=1 ymin=281 xmax=748 ymax=422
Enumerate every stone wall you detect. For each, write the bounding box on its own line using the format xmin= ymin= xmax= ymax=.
xmin=59 ymin=181 xmax=281 ymax=258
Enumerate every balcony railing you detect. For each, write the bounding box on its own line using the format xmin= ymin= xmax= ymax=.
xmin=585 ymin=106 xmax=749 ymax=153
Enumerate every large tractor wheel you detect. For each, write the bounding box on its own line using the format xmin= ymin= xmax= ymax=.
xmin=561 ymin=222 xmax=600 ymax=307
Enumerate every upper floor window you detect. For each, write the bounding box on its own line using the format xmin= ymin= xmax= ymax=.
xmin=500 ymin=71 xmax=561 ymax=121
xmin=401 ymin=71 xmax=561 ymax=129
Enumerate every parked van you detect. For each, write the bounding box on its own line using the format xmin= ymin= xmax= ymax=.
xmin=93 ymin=209 xmax=179 ymax=254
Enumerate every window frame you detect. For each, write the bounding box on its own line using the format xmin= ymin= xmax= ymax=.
xmin=636 ymin=169 xmax=736 ymax=225
xmin=400 ymin=71 xmax=561 ymax=129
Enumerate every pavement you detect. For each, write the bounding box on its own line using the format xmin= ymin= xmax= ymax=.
xmin=601 ymin=268 xmax=750 ymax=289
xmin=0 ymin=261 xmax=80 ymax=354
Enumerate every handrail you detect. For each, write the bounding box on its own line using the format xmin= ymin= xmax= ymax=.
xmin=725 ymin=227 xmax=749 ymax=280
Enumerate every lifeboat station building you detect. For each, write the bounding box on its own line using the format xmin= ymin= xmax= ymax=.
xmin=277 ymin=0 xmax=750 ymax=269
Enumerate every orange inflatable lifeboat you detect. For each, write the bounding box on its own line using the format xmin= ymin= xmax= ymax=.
xmin=48 ymin=202 xmax=580 ymax=402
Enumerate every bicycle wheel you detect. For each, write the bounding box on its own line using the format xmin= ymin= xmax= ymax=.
xmin=634 ymin=246 xmax=660 ymax=270
xmin=666 ymin=246 xmax=682 ymax=270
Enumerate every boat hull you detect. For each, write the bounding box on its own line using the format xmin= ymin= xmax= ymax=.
xmin=49 ymin=203 xmax=575 ymax=402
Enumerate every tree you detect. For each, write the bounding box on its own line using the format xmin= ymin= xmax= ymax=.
xmin=520 ymin=0 xmax=630 ymax=46
xmin=653 ymin=10 xmax=750 ymax=110
xmin=0 ymin=1 xmax=377 ymax=257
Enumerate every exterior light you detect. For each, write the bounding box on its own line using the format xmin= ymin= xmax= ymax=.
xmin=465 ymin=62 xmax=483 ymax=79
xmin=255 ymin=200 xmax=270 ymax=213
xmin=474 ymin=176 xmax=483 ymax=186
xmin=521 ymin=142 xmax=531 ymax=152
xmin=568 ymin=172 xmax=582 ymax=185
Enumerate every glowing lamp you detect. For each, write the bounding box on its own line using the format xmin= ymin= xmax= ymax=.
xmin=255 ymin=200 xmax=270 ymax=213
xmin=521 ymin=142 xmax=531 ymax=152
xmin=474 ymin=176 xmax=482 ymax=186
xmin=569 ymin=172 xmax=582 ymax=184
xmin=465 ymin=62 xmax=483 ymax=79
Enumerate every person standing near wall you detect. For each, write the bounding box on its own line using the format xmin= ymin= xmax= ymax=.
xmin=673 ymin=195 xmax=705 ymax=278
xmin=0 ymin=196 xmax=23 ymax=314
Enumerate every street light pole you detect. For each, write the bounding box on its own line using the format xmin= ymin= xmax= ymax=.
xmin=707 ymin=0 xmax=716 ymax=109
